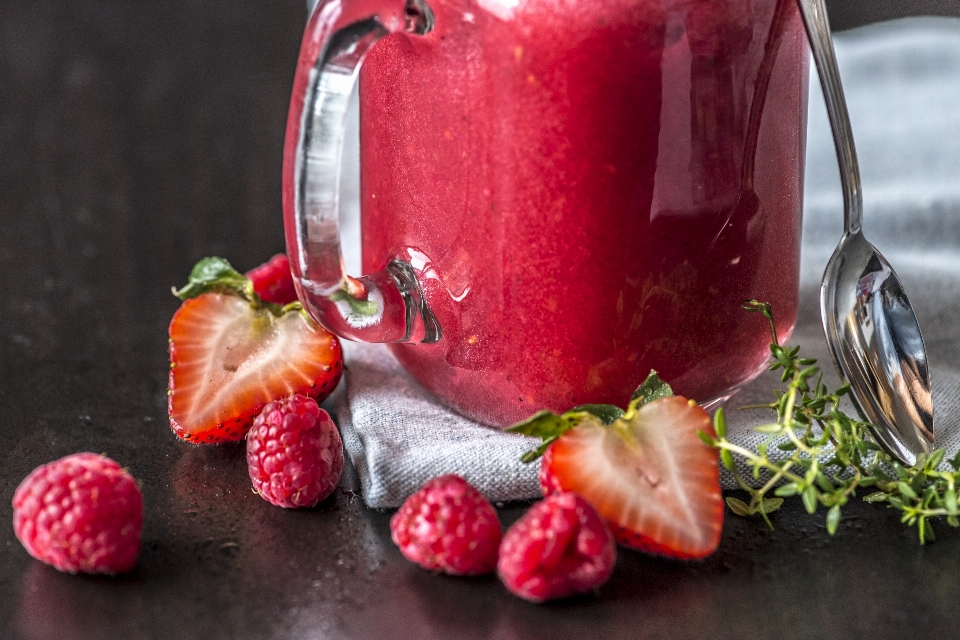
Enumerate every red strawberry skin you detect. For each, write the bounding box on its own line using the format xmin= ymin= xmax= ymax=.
xmin=168 ymin=293 xmax=342 ymax=444
xmin=540 ymin=397 xmax=723 ymax=559
xmin=246 ymin=254 xmax=298 ymax=305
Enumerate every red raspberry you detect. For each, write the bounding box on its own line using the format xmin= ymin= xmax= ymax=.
xmin=12 ymin=453 xmax=143 ymax=575
xmin=246 ymin=253 xmax=298 ymax=305
xmin=390 ymin=475 xmax=502 ymax=575
xmin=497 ymin=492 xmax=616 ymax=602
xmin=246 ymin=394 xmax=344 ymax=508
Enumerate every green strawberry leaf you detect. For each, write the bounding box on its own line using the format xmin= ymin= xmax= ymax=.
xmin=508 ymin=410 xmax=596 ymax=463
xmin=510 ymin=371 xmax=673 ymax=464
xmin=568 ymin=404 xmax=625 ymax=425
xmin=629 ymin=370 xmax=673 ymax=407
xmin=173 ymin=257 xmax=255 ymax=302
xmin=507 ymin=410 xmax=570 ymax=439
xmin=623 ymin=371 xmax=674 ymax=420
xmin=518 ymin=441 xmax=555 ymax=464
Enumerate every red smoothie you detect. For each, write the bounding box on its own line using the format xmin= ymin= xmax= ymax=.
xmin=358 ymin=0 xmax=808 ymax=426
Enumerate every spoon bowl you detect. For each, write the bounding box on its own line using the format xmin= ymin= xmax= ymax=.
xmin=821 ymin=232 xmax=934 ymax=465
xmin=798 ymin=0 xmax=935 ymax=465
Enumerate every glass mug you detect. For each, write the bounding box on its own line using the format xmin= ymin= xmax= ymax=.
xmin=283 ymin=0 xmax=809 ymax=426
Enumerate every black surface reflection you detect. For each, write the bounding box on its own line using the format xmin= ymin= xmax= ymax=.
xmin=17 ymin=563 xmax=147 ymax=640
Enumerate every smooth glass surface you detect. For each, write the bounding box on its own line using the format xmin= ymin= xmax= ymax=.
xmin=356 ymin=0 xmax=810 ymax=425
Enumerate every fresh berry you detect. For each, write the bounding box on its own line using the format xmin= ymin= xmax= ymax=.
xmin=168 ymin=257 xmax=342 ymax=444
xmin=390 ymin=475 xmax=502 ymax=575
xmin=246 ymin=254 xmax=298 ymax=305
xmin=497 ymin=492 xmax=616 ymax=602
xmin=540 ymin=396 xmax=723 ymax=559
xmin=246 ymin=394 xmax=344 ymax=508
xmin=12 ymin=453 xmax=143 ymax=575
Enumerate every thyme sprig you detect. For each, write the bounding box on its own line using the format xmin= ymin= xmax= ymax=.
xmin=703 ymin=300 xmax=960 ymax=543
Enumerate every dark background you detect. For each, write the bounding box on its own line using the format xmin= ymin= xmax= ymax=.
xmin=1 ymin=1 xmax=959 ymax=639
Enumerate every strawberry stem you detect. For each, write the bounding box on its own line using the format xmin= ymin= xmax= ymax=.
xmin=173 ymin=256 xmax=298 ymax=317
xmin=508 ymin=371 xmax=673 ymax=462
xmin=329 ymin=288 xmax=379 ymax=317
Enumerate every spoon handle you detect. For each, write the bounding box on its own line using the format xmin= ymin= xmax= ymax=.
xmin=797 ymin=0 xmax=864 ymax=236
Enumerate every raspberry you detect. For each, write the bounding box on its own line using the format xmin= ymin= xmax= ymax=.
xmin=497 ymin=492 xmax=616 ymax=602
xmin=246 ymin=394 xmax=344 ymax=508
xmin=390 ymin=475 xmax=502 ymax=575
xmin=246 ymin=253 xmax=298 ymax=305
xmin=12 ymin=453 xmax=143 ymax=575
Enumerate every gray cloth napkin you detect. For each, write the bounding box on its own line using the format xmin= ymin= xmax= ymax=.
xmin=335 ymin=17 xmax=960 ymax=509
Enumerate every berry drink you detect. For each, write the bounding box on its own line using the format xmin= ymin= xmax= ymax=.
xmin=358 ymin=0 xmax=808 ymax=426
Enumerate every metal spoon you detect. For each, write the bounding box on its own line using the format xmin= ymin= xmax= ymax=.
xmin=798 ymin=0 xmax=934 ymax=465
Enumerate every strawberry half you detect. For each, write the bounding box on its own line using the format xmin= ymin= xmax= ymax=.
xmin=510 ymin=373 xmax=723 ymax=559
xmin=168 ymin=257 xmax=342 ymax=444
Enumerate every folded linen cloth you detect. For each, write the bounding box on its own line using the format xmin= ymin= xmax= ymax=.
xmin=335 ymin=17 xmax=960 ymax=508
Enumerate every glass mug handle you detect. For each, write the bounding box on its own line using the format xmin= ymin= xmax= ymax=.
xmin=283 ymin=0 xmax=440 ymax=343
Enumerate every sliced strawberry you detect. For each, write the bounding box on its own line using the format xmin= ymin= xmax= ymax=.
xmin=167 ymin=257 xmax=342 ymax=444
xmin=539 ymin=397 xmax=723 ymax=559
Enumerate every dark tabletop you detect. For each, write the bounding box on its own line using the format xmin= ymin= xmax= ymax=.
xmin=3 ymin=1 xmax=960 ymax=639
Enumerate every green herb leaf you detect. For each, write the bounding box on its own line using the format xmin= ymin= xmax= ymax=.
xmin=950 ymin=449 xmax=960 ymax=471
xmin=714 ymin=408 xmax=727 ymax=438
xmin=826 ymin=505 xmax=841 ymax=535
xmin=755 ymin=423 xmax=783 ymax=434
xmin=760 ymin=498 xmax=784 ymax=514
xmin=920 ymin=518 xmax=935 ymax=544
xmin=720 ymin=449 xmax=735 ymax=472
xmin=774 ymin=483 xmax=799 ymax=497
xmin=898 ymin=482 xmax=918 ymax=501
xmin=946 ymin=488 xmax=958 ymax=516
xmin=802 ymin=486 xmax=818 ymax=514
xmin=726 ymin=497 xmax=753 ymax=517
xmin=815 ymin=472 xmax=835 ymax=493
